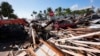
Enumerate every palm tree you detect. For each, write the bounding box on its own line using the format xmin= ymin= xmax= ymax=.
xmin=55 ymin=8 xmax=58 ymax=16
xmin=54 ymin=7 xmax=63 ymax=18
xmin=57 ymin=7 xmax=62 ymax=16
xmin=44 ymin=10 xmax=46 ymax=14
xmin=55 ymin=8 xmax=58 ymax=12
xmin=47 ymin=7 xmax=52 ymax=13
xmin=44 ymin=10 xmax=47 ymax=19
xmin=33 ymin=11 xmax=37 ymax=15
xmin=65 ymin=8 xmax=71 ymax=15
xmin=38 ymin=10 xmax=43 ymax=20
xmin=31 ymin=11 xmax=37 ymax=19
xmin=61 ymin=8 xmax=66 ymax=16
xmin=39 ymin=10 xmax=42 ymax=14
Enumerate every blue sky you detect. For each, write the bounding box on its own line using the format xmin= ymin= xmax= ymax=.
xmin=0 ymin=0 xmax=100 ymax=19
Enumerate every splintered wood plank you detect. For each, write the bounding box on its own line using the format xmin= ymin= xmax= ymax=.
xmin=56 ymin=31 xmax=100 ymax=41
xmin=72 ymin=40 xmax=100 ymax=45
xmin=55 ymin=43 xmax=100 ymax=53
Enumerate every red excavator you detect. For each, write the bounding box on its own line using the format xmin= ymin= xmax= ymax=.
xmin=0 ymin=19 xmax=29 ymax=43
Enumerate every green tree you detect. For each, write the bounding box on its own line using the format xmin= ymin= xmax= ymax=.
xmin=47 ymin=7 xmax=52 ymax=13
xmin=56 ymin=7 xmax=62 ymax=16
xmin=40 ymin=10 xmax=42 ymax=13
xmin=47 ymin=7 xmax=53 ymax=16
xmin=58 ymin=7 xmax=62 ymax=12
xmin=1 ymin=2 xmax=13 ymax=17
xmin=8 ymin=13 xmax=18 ymax=19
xmin=72 ymin=10 xmax=81 ymax=14
xmin=44 ymin=10 xmax=46 ymax=14
xmin=44 ymin=10 xmax=47 ymax=19
xmin=31 ymin=11 xmax=37 ymax=17
xmin=80 ymin=10 xmax=86 ymax=14
xmin=33 ymin=11 xmax=37 ymax=14
xmin=72 ymin=9 xmax=86 ymax=15
xmin=37 ymin=10 xmax=43 ymax=20
xmin=65 ymin=8 xmax=71 ymax=14
xmin=37 ymin=13 xmax=42 ymax=20
xmin=86 ymin=8 xmax=94 ymax=14
xmin=1 ymin=2 xmax=17 ymax=19
xmin=71 ymin=10 xmax=76 ymax=15
xmin=55 ymin=8 xmax=58 ymax=16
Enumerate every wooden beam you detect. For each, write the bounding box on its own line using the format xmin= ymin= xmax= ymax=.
xmin=72 ymin=40 xmax=100 ymax=45
xmin=32 ymin=29 xmax=36 ymax=45
xmin=56 ymin=31 xmax=100 ymax=41
xmin=55 ymin=43 xmax=100 ymax=53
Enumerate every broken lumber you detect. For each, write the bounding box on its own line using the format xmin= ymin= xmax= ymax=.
xmin=56 ymin=31 xmax=100 ymax=41
xmin=55 ymin=43 xmax=100 ymax=53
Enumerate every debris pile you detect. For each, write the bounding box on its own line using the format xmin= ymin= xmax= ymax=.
xmin=49 ymin=28 xmax=100 ymax=56
xmin=0 ymin=15 xmax=100 ymax=56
